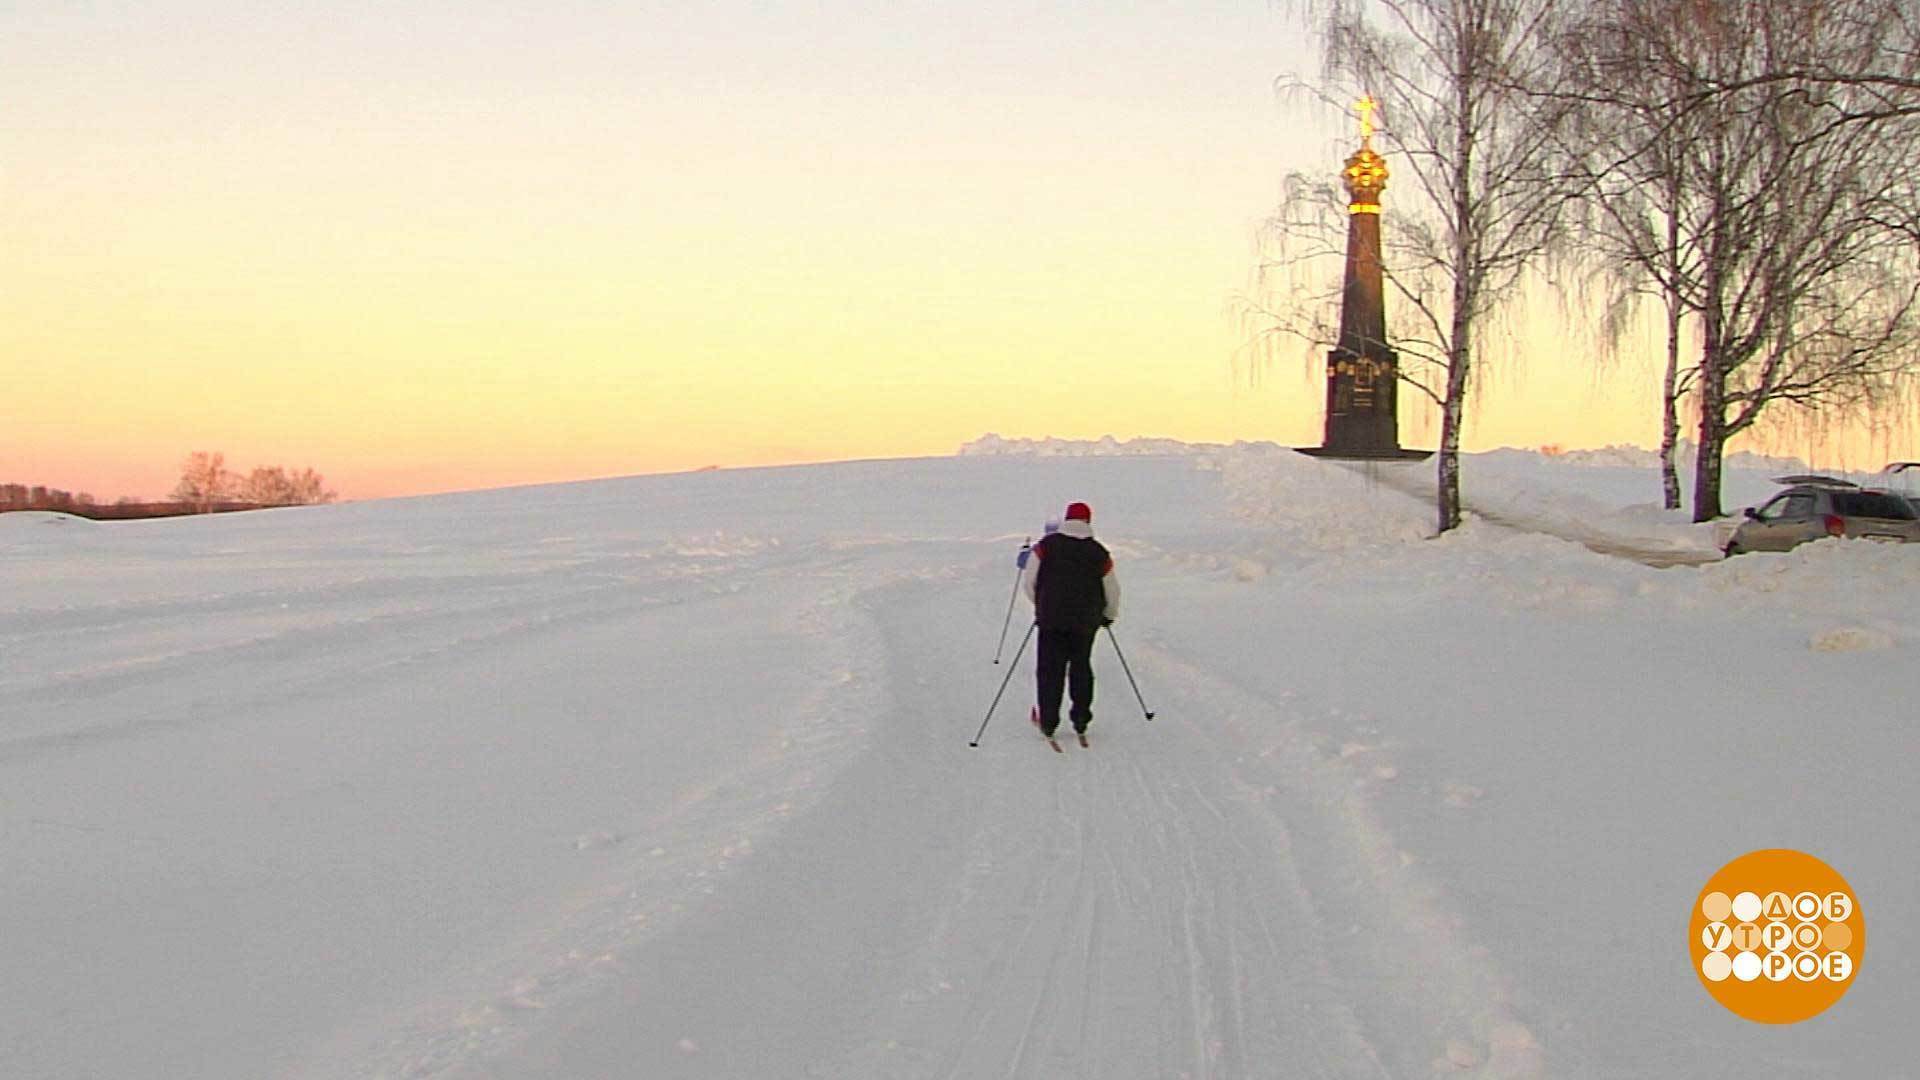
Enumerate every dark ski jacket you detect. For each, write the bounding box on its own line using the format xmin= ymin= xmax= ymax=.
xmin=1020 ymin=520 xmax=1121 ymax=631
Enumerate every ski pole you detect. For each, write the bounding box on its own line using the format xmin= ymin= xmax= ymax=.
xmin=1105 ymin=625 xmax=1156 ymax=720
xmin=993 ymin=538 xmax=1031 ymax=664
xmin=970 ymin=622 xmax=1035 ymax=747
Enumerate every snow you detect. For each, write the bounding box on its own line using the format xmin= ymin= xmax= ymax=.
xmin=2 ymin=443 xmax=1914 ymax=1079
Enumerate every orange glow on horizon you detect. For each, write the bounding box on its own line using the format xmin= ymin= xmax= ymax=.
xmin=3 ymin=6 xmax=1912 ymax=503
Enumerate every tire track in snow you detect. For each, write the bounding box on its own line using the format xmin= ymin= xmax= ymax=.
xmin=0 ymin=542 xmax=872 ymax=761
xmin=1329 ymin=460 xmax=1718 ymax=568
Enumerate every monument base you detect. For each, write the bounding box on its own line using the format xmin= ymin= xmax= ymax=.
xmin=1295 ymin=445 xmax=1433 ymax=462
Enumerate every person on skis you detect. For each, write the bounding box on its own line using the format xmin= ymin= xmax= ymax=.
xmin=1020 ymin=501 xmax=1120 ymax=742
xmin=1014 ymin=518 xmax=1059 ymax=572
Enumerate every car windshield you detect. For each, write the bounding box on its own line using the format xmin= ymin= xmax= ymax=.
xmin=1831 ymin=492 xmax=1917 ymax=520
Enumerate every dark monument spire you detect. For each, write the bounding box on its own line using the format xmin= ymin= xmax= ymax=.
xmin=1302 ymin=96 xmax=1428 ymax=461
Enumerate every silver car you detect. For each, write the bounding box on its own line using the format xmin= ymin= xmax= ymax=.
xmin=1724 ymin=476 xmax=1920 ymax=556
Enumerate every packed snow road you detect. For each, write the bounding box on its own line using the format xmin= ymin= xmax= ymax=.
xmin=3 ymin=446 xmax=1911 ymax=1078
xmin=470 ymin=570 xmax=1517 ymax=1080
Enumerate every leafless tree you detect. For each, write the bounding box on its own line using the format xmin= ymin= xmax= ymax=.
xmin=239 ymin=467 xmax=294 ymax=506
xmin=239 ymin=464 xmax=338 ymax=506
xmin=172 ymin=451 xmax=234 ymax=513
xmin=1694 ymin=4 xmax=1920 ymax=128
xmin=286 ymin=468 xmax=336 ymax=505
xmin=1553 ymin=0 xmax=1715 ymax=510
xmin=1569 ymin=0 xmax=1920 ymax=521
xmin=1255 ymin=0 xmax=1584 ymax=532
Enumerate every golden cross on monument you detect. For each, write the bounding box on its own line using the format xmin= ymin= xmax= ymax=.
xmin=1355 ymin=94 xmax=1378 ymax=145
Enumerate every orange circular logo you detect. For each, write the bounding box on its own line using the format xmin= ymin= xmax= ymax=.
xmin=1691 ymin=849 xmax=1864 ymax=1024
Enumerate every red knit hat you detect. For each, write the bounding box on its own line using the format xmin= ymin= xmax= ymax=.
xmin=1064 ymin=501 xmax=1092 ymax=523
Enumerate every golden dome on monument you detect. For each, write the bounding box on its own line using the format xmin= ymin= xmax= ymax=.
xmin=1343 ymin=94 xmax=1387 ymax=213
xmin=1344 ymin=148 xmax=1388 ymax=196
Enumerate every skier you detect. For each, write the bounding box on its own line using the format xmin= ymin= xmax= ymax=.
xmin=1014 ymin=518 xmax=1060 ymax=572
xmin=1020 ymin=502 xmax=1120 ymax=744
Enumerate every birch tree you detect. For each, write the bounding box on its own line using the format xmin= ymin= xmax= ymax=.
xmin=1556 ymin=4 xmax=1707 ymax=510
xmin=1564 ymin=0 xmax=1920 ymax=520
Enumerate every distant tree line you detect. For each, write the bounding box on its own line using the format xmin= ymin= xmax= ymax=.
xmin=172 ymin=451 xmax=337 ymax=512
xmin=0 ymin=485 xmax=100 ymax=511
xmin=1 ymin=452 xmax=337 ymax=520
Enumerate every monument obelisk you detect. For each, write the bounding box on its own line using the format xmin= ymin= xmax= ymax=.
xmin=1301 ymin=97 xmax=1428 ymax=461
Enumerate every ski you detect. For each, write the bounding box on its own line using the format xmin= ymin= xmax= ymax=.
xmin=1033 ymin=706 xmax=1064 ymax=753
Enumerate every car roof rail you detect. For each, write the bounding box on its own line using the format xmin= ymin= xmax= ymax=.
xmin=1771 ymin=474 xmax=1859 ymax=488
xmin=1882 ymin=461 xmax=1920 ymax=473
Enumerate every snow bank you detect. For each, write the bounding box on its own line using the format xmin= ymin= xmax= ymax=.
xmin=959 ymin=433 xmax=1247 ymax=457
xmin=0 ymin=510 xmax=99 ymax=537
xmin=957 ymin=436 xmax=1828 ymax=558
xmin=1522 ymin=440 xmax=1807 ymax=473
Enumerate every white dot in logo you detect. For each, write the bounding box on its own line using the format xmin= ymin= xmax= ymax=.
xmin=1761 ymin=921 xmax=1791 ymax=952
xmin=1825 ymin=951 xmax=1854 ymax=982
xmin=1702 ymin=952 xmax=1734 ymax=982
xmin=1793 ymin=922 xmax=1822 ymax=950
xmin=1732 ymin=892 xmax=1763 ymax=922
xmin=1701 ymin=892 xmax=1733 ymax=922
xmin=1763 ymin=952 xmax=1794 ymax=981
xmin=1793 ymin=892 xmax=1822 ymax=920
xmin=1701 ymin=922 xmax=1732 ymax=952
xmin=1825 ymin=891 xmax=1854 ymax=921
xmin=1732 ymin=952 xmax=1763 ymax=982
xmin=1793 ymin=952 xmax=1822 ymax=982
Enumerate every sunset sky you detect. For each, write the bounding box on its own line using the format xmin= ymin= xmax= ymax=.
xmin=5 ymin=2 xmax=1913 ymax=501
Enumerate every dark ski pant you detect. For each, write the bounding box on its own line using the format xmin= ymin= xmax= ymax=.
xmin=1035 ymin=625 xmax=1098 ymax=737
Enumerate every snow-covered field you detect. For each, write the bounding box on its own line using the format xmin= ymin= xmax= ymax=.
xmin=2 ymin=442 xmax=1913 ymax=1079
